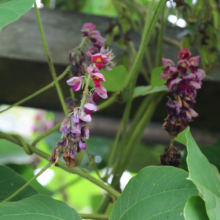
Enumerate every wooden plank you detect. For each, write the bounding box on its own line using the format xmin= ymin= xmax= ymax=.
xmin=0 ymin=8 xmax=122 ymax=64
xmin=0 ymin=8 xmax=220 ymax=130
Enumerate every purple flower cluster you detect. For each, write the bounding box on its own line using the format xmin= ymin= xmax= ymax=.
xmin=68 ymin=23 xmax=106 ymax=78
xmin=81 ymin=23 xmax=106 ymax=54
xmin=68 ymin=49 xmax=86 ymax=76
xmin=50 ymin=24 xmax=115 ymax=167
xmin=160 ymin=48 xmax=205 ymax=136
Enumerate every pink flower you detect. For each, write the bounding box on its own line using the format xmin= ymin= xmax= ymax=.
xmin=79 ymin=109 xmax=92 ymax=122
xmin=178 ymin=47 xmax=191 ymax=60
xmin=189 ymin=56 xmax=200 ymax=67
xmin=91 ymin=72 xmax=105 ymax=87
xmin=95 ymin=84 xmax=107 ymax=95
xmin=162 ymin=58 xmax=175 ymax=67
xmin=66 ymin=76 xmax=83 ymax=91
xmin=81 ymin=23 xmax=96 ymax=35
xmin=91 ymin=53 xmax=108 ymax=70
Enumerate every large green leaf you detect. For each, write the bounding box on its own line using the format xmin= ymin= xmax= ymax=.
xmin=110 ymin=166 xmax=198 ymax=220
xmin=133 ymin=85 xmax=167 ymax=98
xmin=176 ymin=127 xmax=220 ymax=220
xmin=88 ymin=65 xmax=128 ymax=92
xmin=180 ymin=139 xmax=220 ymax=172
xmin=0 ymin=165 xmax=37 ymax=202
xmin=184 ymin=196 xmax=209 ymax=220
xmin=0 ymin=0 xmax=36 ymax=31
xmin=151 ymin=66 xmax=166 ymax=87
xmin=0 ymin=194 xmax=82 ymax=219
xmin=7 ymin=164 xmax=53 ymax=196
xmin=0 ymin=139 xmax=32 ymax=164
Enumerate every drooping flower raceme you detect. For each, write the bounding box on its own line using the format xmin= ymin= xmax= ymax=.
xmin=160 ymin=47 xmax=205 ymax=136
xmin=68 ymin=23 xmax=106 ymax=79
xmin=81 ymin=23 xmax=106 ymax=54
xmin=50 ymin=42 xmax=115 ymax=167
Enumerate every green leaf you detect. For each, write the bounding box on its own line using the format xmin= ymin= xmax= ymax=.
xmin=133 ymin=85 xmax=167 ymax=98
xmin=110 ymin=166 xmax=198 ymax=220
xmin=7 ymin=164 xmax=53 ymax=196
xmin=176 ymin=127 xmax=220 ymax=220
xmin=88 ymin=65 xmax=128 ymax=92
xmin=180 ymin=140 xmax=220 ymax=172
xmin=0 ymin=165 xmax=38 ymax=202
xmin=184 ymin=196 xmax=209 ymax=220
xmin=0 ymin=0 xmax=36 ymax=31
xmin=0 ymin=139 xmax=27 ymax=164
xmin=0 ymin=194 xmax=82 ymax=219
xmin=151 ymin=66 xmax=166 ymax=87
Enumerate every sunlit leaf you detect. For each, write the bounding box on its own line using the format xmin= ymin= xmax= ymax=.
xmin=133 ymin=85 xmax=167 ymax=98
xmin=176 ymin=127 xmax=220 ymax=219
xmin=110 ymin=166 xmax=198 ymax=220
xmin=0 ymin=165 xmax=38 ymax=202
xmin=0 ymin=194 xmax=82 ymax=219
xmin=151 ymin=66 xmax=166 ymax=87
xmin=184 ymin=196 xmax=209 ymax=220
xmin=88 ymin=65 xmax=128 ymax=92
xmin=0 ymin=0 xmax=36 ymax=30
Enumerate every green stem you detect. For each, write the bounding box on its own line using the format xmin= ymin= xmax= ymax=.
xmin=122 ymin=0 xmax=166 ymax=89
xmin=121 ymin=93 xmax=163 ymax=169
xmin=163 ymin=36 xmax=181 ymax=50
xmin=98 ymin=92 xmax=118 ymax=111
xmin=70 ymin=88 xmax=75 ymax=99
xmin=97 ymin=195 xmax=112 ymax=214
xmin=156 ymin=5 xmax=165 ymax=66
xmin=0 ymin=66 xmax=71 ymax=114
xmin=34 ymin=2 xmax=67 ymax=116
xmin=32 ymin=123 xmax=61 ymax=146
xmin=1 ymin=163 xmax=52 ymax=203
xmin=85 ymin=146 xmax=102 ymax=180
xmin=0 ymin=132 xmax=121 ymax=198
xmin=53 ymin=177 xmax=81 ymax=194
xmin=105 ymin=110 xmax=126 ymax=178
xmin=80 ymin=213 xmax=110 ymax=220
xmin=80 ymin=74 xmax=92 ymax=109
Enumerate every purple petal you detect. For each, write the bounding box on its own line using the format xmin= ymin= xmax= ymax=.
xmin=95 ymin=84 xmax=107 ymax=94
xmin=71 ymin=124 xmax=81 ymax=134
xmin=80 ymin=114 xmax=92 ymax=123
xmin=73 ymin=81 xmax=82 ymax=91
xmin=87 ymin=65 xmax=94 ymax=74
xmin=66 ymin=76 xmax=82 ymax=86
xmin=190 ymin=108 xmax=198 ymax=118
xmin=196 ymin=69 xmax=205 ymax=80
xmin=190 ymin=81 xmax=201 ymax=89
xmin=79 ymin=140 xmax=86 ymax=150
xmin=84 ymin=103 xmax=99 ymax=111
xmin=189 ymin=56 xmax=200 ymax=66
xmin=162 ymin=58 xmax=175 ymax=67
xmin=84 ymin=126 xmax=90 ymax=139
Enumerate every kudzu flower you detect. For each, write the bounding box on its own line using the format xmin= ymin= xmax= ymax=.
xmin=66 ymin=76 xmax=84 ymax=91
xmin=68 ymin=49 xmax=87 ymax=77
xmin=51 ymin=28 xmax=115 ymax=167
xmin=81 ymin=23 xmax=106 ymax=54
xmin=160 ymin=47 xmax=205 ymax=137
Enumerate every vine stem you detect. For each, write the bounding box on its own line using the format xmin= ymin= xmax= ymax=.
xmin=32 ymin=123 xmax=61 ymax=146
xmin=80 ymin=74 xmax=92 ymax=109
xmin=0 ymin=131 xmax=121 ymax=198
xmin=0 ymin=66 xmax=71 ymax=114
xmin=34 ymin=2 xmax=67 ymax=116
xmin=79 ymin=213 xmax=110 ymax=220
xmin=1 ymin=163 xmax=52 ymax=203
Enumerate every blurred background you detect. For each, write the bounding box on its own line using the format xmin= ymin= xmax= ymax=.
xmin=1 ymin=0 xmax=220 ymax=214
